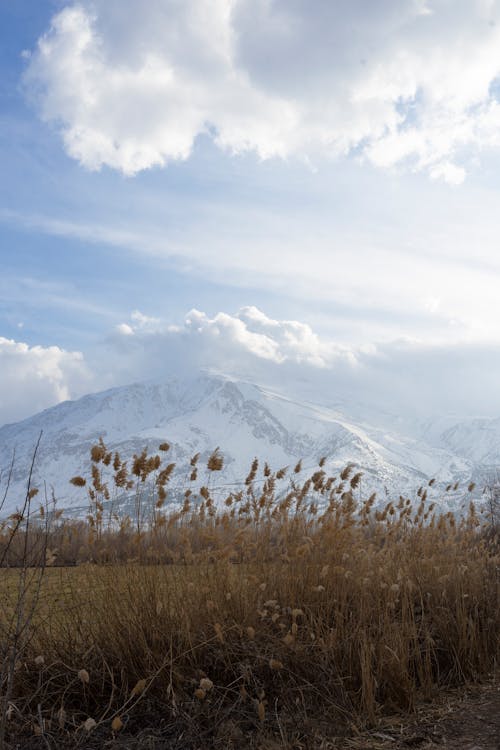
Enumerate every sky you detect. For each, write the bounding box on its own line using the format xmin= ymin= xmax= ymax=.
xmin=3 ymin=0 xmax=500 ymax=425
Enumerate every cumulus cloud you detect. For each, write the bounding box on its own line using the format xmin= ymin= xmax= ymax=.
xmin=0 ymin=337 xmax=91 ymax=425
xmin=110 ymin=306 xmax=350 ymax=374
xmin=23 ymin=0 xmax=500 ymax=182
xmin=105 ymin=307 xmax=500 ymax=419
xmin=3 ymin=308 xmax=500 ymax=426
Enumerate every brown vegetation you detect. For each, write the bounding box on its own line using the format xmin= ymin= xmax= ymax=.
xmin=0 ymin=440 xmax=498 ymax=748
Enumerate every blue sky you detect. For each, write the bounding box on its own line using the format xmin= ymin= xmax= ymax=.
xmin=3 ymin=0 xmax=500 ymax=424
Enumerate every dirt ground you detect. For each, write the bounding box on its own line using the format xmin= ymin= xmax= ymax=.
xmin=344 ymin=682 xmax=500 ymax=750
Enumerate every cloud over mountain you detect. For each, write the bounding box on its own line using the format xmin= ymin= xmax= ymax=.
xmin=4 ymin=305 xmax=500 ymax=428
xmin=107 ymin=307 xmax=500 ymax=419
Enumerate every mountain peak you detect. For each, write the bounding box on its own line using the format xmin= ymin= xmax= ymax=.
xmin=0 ymin=373 xmax=491 ymax=516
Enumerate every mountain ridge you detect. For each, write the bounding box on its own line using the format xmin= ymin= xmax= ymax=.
xmin=0 ymin=372 xmax=497 ymax=516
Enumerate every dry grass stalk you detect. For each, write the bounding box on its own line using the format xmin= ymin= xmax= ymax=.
xmin=0 ymin=440 xmax=498 ymax=747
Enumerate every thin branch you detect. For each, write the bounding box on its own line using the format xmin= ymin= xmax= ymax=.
xmin=0 ymin=448 xmax=16 ymax=517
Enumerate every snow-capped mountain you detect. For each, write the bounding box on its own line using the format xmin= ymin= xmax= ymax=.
xmin=0 ymin=372 xmax=495 ymax=516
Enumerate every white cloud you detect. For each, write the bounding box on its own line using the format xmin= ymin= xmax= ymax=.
xmin=116 ymin=323 xmax=134 ymax=336
xmin=0 ymin=338 xmax=91 ymax=425
xmin=114 ymin=306 xmax=348 ymax=371
xmin=24 ymin=0 xmax=500 ymax=182
xmin=108 ymin=306 xmax=500 ymax=418
xmin=185 ymin=309 xmax=283 ymax=362
xmin=130 ymin=310 xmax=161 ymax=329
xmin=4 ymin=308 xmax=500 ymax=426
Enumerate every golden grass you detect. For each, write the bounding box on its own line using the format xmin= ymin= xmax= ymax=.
xmin=0 ymin=441 xmax=499 ymax=748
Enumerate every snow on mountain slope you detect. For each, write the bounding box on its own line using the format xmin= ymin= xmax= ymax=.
xmin=0 ymin=373 xmax=493 ymax=516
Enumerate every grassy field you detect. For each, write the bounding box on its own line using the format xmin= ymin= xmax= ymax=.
xmin=0 ymin=443 xmax=499 ymax=748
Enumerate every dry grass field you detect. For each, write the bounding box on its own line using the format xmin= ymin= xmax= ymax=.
xmin=0 ymin=442 xmax=499 ymax=748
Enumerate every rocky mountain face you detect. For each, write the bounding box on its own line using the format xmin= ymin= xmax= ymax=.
xmin=0 ymin=373 xmax=497 ymax=516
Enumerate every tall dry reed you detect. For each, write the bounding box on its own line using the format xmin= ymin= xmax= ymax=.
xmin=0 ymin=440 xmax=498 ymax=747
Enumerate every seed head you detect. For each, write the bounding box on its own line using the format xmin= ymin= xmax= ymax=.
xmin=207 ymin=448 xmax=223 ymax=471
xmin=111 ymin=716 xmax=123 ymax=732
xmin=70 ymin=476 xmax=86 ymax=487
xmin=131 ymin=678 xmax=146 ymax=696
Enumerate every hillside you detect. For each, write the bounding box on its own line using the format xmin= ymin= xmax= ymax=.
xmin=0 ymin=372 xmax=494 ymax=515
